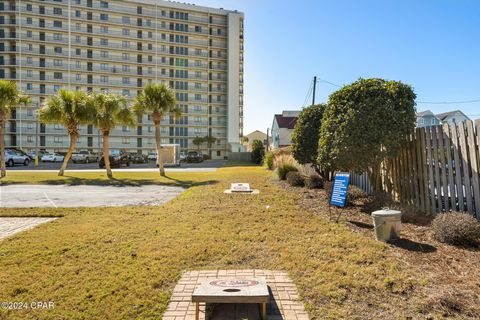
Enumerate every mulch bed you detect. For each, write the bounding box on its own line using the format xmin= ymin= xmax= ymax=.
xmin=275 ymin=179 xmax=480 ymax=319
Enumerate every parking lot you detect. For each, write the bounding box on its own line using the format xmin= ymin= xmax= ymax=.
xmin=5 ymin=159 xmax=227 ymax=172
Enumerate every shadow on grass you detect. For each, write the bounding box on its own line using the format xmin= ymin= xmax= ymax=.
xmin=5 ymin=176 xmax=219 ymax=188
xmin=387 ymin=239 xmax=437 ymax=253
xmin=348 ymin=220 xmax=374 ymax=230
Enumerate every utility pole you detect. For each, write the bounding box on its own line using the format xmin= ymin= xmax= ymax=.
xmin=312 ymin=76 xmax=317 ymax=106
xmin=266 ymin=128 xmax=269 ymax=152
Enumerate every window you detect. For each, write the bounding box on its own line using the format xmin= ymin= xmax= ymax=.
xmin=100 ymin=76 xmax=108 ymax=83
xmin=27 ymin=83 xmax=33 ymax=90
xmin=53 ymin=33 xmax=62 ymax=40
xmin=76 ymin=48 xmax=81 ymax=55
xmin=28 ymin=136 xmax=33 ymax=143
xmin=54 ymin=85 xmax=61 ymax=92
xmin=122 ymin=65 xmax=130 ymax=72
xmin=27 ymin=70 xmax=33 ymax=78
xmin=53 ymin=21 xmax=62 ymax=28
xmin=27 ymin=57 xmax=33 ymax=64
xmin=75 ymin=10 xmax=81 ymax=17
xmin=54 ymin=72 xmax=63 ymax=80
xmin=420 ymin=118 xmax=425 ymax=125
xmin=76 ymin=61 xmax=81 ymax=68
xmin=54 ymin=59 xmax=63 ymax=66
xmin=28 ymin=44 xmax=33 ymax=51
xmin=122 ymin=16 xmax=130 ymax=24
xmin=54 ymin=136 xmax=63 ymax=143
xmin=122 ymin=41 xmax=130 ymax=48
xmin=54 ymin=47 xmax=62 ymax=54
xmin=54 ymin=8 xmax=62 ymax=15
xmin=100 ymin=1 xmax=108 ymax=8
xmin=122 ymin=29 xmax=130 ymax=36
xmin=100 ymin=63 xmax=108 ymax=70
xmin=122 ymin=89 xmax=130 ymax=97
xmin=431 ymin=118 xmax=436 ymax=125
xmin=122 ymin=77 xmax=130 ymax=84
xmin=26 ymin=17 xmax=32 ymax=25
xmin=100 ymin=14 xmax=108 ymax=21
xmin=122 ymin=53 xmax=130 ymax=60
xmin=100 ymin=51 xmax=108 ymax=58
xmin=195 ymin=94 xmax=201 ymax=101
xmin=100 ymin=39 xmax=108 ymax=46
xmin=122 ymin=126 xmax=130 ymax=132
xmin=26 ymin=4 xmax=32 ymax=11
xmin=195 ymin=26 xmax=202 ymax=32
xmin=122 ymin=137 xmax=130 ymax=144
xmin=76 ymin=74 xmax=81 ymax=81
xmin=76 ymin=23 xmax=81 ymax=31
xmin=100 ymin=26 xmax=108 ymax=33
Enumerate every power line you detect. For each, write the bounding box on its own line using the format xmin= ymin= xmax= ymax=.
xmin=301 ymin=80 xmax=313 ymax=108
xmin=417 ymin=99 xmax=480 ymax=105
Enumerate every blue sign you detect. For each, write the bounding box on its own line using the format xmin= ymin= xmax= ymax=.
xmin=330 ymin=173 xmax=350 ymax=207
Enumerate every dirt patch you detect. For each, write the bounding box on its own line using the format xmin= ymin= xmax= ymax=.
xmin=275 ymin=179 xmax=480 ymax=319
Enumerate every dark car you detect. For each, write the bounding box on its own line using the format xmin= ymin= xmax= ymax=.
xmin=129 ymin=153 xmax=148 ymax=164
xmin=99 ymin=150 xmax=130 ymax=168
xmin=186 ymin=151 xmax=203 ymax=163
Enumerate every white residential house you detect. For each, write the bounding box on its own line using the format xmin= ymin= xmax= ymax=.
xmin=436 ymin=110 xmax=470 ymax=125
xmin=271 ymin=111 xmax=300 ymax=148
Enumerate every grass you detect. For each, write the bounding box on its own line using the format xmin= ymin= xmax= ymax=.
xmin=0 ymin=167 xmax=422 ymax=319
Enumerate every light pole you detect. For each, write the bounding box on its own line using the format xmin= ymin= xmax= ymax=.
xmin=34 ymin=107 xmax=39 ymax=167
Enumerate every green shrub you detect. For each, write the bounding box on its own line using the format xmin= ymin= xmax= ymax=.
xmin=264 ymin=152 xmax=274 ymax=170
xmin=251 ymin=140 xmax=265 ymax=164
xmin=277 ymin=164 xmax=298 ymax=180
xmin=304 ymin=174 xmax=323 ymax=189
xmin=432 ymin=212 xmax=480 ymax=246
xmin=286 ymin=171 xmax=305 ymax=187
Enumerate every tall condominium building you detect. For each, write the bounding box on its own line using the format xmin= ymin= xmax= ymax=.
xmin=0 ymin=0 xmax=244 ymax=159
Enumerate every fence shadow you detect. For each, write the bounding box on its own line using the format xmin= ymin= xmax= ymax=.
xmin=348 ymin=220 xmax=374 ymax=230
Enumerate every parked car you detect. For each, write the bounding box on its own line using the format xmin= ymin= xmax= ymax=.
xmin=99 ymin=150 xmax=130 ymax=168
xmin=129 ymin=153 xmax=148 ymax=164
xmin=71 ymin=151 xmax=98 ymax=163
xmin=4 ymin=149 xmax=30 ymax=167
xmin=179 ymin=151 xmax=187 ymax=162
xmin=186 ymin=151 xmax=203 ymax=163
xmin=147 ymin=152 xmax=157 ymax=161
xmin=42 ymin=153 xmax=65 ymax=163
xmin=27 ymin=150 xmax=47 ymax=160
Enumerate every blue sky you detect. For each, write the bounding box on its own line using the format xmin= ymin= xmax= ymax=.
xmin=192 ymin=0 xmax=480 ymax=134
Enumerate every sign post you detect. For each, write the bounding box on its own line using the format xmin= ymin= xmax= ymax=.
xmin=329 ymin=172 xmax=350 ymax=222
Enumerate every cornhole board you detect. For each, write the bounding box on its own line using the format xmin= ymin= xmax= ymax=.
xmin=192 ymin=277 xmax=270 ymax=320
xmin=224 ymin=183 xmax=260 ymax=194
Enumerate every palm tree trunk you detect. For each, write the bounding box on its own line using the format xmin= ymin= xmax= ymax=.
xmin=102 ymin=131 xmax=112 ymax=179
xmin=154 ymin=121 xmax=165 ymax=176
xmin=58 ymin=133 xmax=78 ymax=176
xmin=0 ymin=122 xmax=6 ymax=178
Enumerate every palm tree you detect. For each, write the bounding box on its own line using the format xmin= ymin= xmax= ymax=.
xmin=0 ymin=80 xmax=29 ymax=178
xmin=132 ymin=83 xmax=179 ymax=176
xmin=89 ymin=93 xmax=135 ymax=179
xmin=39 ymin=89 xmax=92 ymax=176
xmin=192 ymin=136 xmax=205 ymax=151
xmin=204 ymin=135 xmax=217 ymax=158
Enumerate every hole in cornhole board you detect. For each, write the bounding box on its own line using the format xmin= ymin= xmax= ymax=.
xmin=223 ymin=288 xmax=241 ymax=292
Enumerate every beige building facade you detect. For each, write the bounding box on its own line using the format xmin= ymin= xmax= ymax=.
xmin=0 ymin=0 xmax=244 ymax=159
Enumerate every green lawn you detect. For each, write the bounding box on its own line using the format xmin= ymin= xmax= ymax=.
xmin=0 ymin=167 xmax=422 ymax=319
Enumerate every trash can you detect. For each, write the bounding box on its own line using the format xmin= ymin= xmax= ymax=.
xmin=371 ymin=209 xmax=402 ymax=241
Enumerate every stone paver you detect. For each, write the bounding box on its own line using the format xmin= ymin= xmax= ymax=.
xmin=164 ymin=270 xmax=309 ymax=320
xmin=0 ymin=217 xmax=58 ymax=240
xmin=0 ymin=184 xmax=184 ymax=208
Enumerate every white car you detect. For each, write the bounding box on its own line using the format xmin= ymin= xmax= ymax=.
xmin=147 ymin=152 xmax=157 ymax=161
xmin=42 ymin=153 xmax=65 ymax=163
xmin=5 ymin=150 xmax=30 ymax=167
